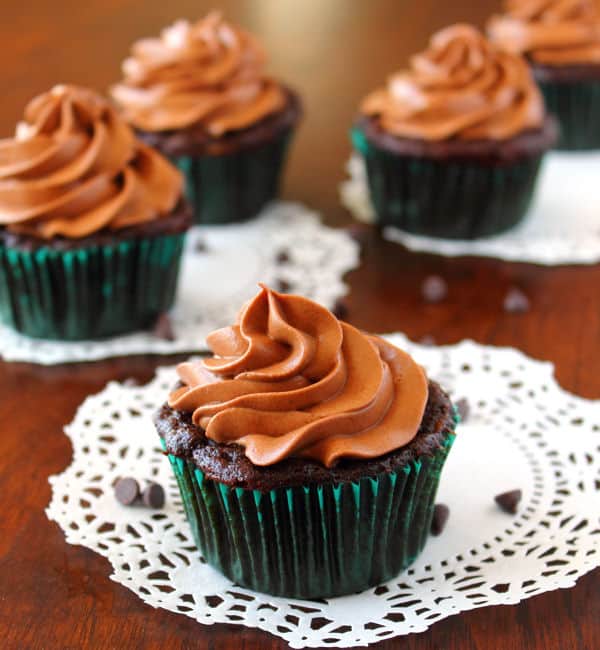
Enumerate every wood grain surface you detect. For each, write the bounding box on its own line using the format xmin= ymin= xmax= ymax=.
xmin=0 ymin=1 xmax=598 ymax=648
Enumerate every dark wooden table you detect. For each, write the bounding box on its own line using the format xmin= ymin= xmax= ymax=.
xmin=1 ymin=1 xmax=598 ymax=648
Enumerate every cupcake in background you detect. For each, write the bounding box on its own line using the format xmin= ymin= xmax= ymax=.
xmin=489 ymin=0 xmax=600 ymax=150
xmin=155 ymin=285 xmax=457 ymax=599
xmin=0 ymin=85 xmax=190 ymax=341
xmin=111 ymin=12 xmax=302 ymax=224
xmin=352 ymin=24 xmax=557 ymax=239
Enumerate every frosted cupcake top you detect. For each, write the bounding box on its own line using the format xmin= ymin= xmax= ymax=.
xmin=168 ymin=286 xmax=429 ymax=468
xmin=360 ymin=24 xmax=545 ymax=141
xmin=0 ymin=85 xmax=182 ymax=239
xmin=111 ymin=11 xmax=287 ymax=134
xmin=488 ymin=0 xmax=600 ymax=66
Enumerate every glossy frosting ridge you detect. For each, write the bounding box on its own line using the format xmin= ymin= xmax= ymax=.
xmin=111 ymin=11 xmax=286 ymax=134
xmin=361 ymin=24 xmax=545 ymax=141
xmin=168 ymin=286 xmax=429 ymax=467
xmin=0 ymin=85 xmax=182 ymax=239
xmin=488 ymin=0 xmax=600 ymax=65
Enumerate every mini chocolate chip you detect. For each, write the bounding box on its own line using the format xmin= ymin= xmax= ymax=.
xmin=275 ymin=279 xmax=292 ymax=293
xmin=455 ymin=397 xmax=470 ymax=423
xmin=419 ymin=335 xmax=436 ymax=346
xmin=431 ymin=503 xmax=450 ymax=536
xmin=503 ymin=287 xmax=530 ymax=313
xmin=114 ymin=477 xmax=140 ymax=506
xmin=345 ymin=223 xmax=369 ymax=246
xmin=422 ymin=275 xmax=447 ymax=303
xmin=153 ymin=313 xmax=175 ymax=341
xmin=142 ymin=483 xmax=165 ymax=509
xmin=332 ymin=299 xmax=349 ymax=320
xmin=194 ymin=238 xmax=208 ymax=253
xmin=495 ymin=489 xmax=522 ymax=514
xmin=276 ymin=250 xmax=290 ymax=264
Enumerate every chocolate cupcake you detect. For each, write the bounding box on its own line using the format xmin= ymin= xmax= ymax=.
xmin=0 ymin=85 xmax=190 ymax=341
xmin=489 ymin=0 xmax=600 ymax=150
xmin=155 ymin=286 xmax=457 ymax=599
xmin=352 ymin=24 xmax=557 ymax=239
xmin=111 ymin=12 xmax=301 ymax=224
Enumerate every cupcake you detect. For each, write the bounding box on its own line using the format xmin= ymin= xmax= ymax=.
xmin=0 ymin=85 xmax=190 ymax=341
xmin=488 ymin=0 xmax=600 ymax=150
xmin=351 ymin=24 xmax=557 ymax=239
xmin=111 ymin=12 xmax=302 ymax=225
xmin=154 ymin=285 xmax=457 ymax=599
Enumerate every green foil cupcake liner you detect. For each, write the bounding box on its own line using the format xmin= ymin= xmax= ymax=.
xmin=175 ymin=129 xmax=294 ymax=225
xmin=0 ymin=232 xmax=185 ymax=340
xmin=538 ymin=78 xmax=600 ymax=151
xmin=352 ymin=126 xmax=544 ymax=239
xmin=164 ymin=432 xmax=455 ymax=599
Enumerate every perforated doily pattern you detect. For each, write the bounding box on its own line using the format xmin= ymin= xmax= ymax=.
xmin=0 ymin=202 xmax=359 ymax=364
xmin=46 ymin=336 xmax=600 ymax=648
xmin=340 ymin=153 xmax=600 ymax=265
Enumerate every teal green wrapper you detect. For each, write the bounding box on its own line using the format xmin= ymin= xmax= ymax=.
xmin=538 ymin=78 xmax=600 ymax=151
xmin=164 ymin=431 xmax=455 ymax=599
xmin=175 ymin=129 xmax=293 ymax=224
xmin=351 ymin=126 xmax=544 ymax=239
xmin=0 ymin=232 xmax=185 ymax=340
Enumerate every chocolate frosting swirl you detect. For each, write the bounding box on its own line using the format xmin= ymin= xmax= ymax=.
xmin=488 ymin=0 xmax=600 ymax=65
xmin=169 ymin=286 xmax=429 ymax=468
xmin=361 ymin=24 xmax=545 ymax=141
xmin=0 ymin=85 xmax=183 ymax=239
xmin=111 ymin=12 xmax=286 ymax=134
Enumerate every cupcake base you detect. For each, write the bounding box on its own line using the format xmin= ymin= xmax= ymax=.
xmin=352 ymin=115 xmax=557 ymax=239
xmin=155 ymin=381 xmax=457 ymax=599
xmin=0 ymin=206 xmax=191 ymax=340
xmin=138 ymin=89 xmax=302 ymax=225
xmin=533 ymin=62 xmax=600 ymax=151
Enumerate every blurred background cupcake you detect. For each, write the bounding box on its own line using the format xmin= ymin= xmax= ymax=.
xmin=351 ymin=24 xmax=557 ymax=239
xmin=488 ymin=0 xmax=600 ymax=151
xmin=155 ymin=285 xmax=457 ymax=599
xmin=0 ymin=85 xmax=190 ymax=341
xmin=111 ymin=11 xmax=302 ymax=225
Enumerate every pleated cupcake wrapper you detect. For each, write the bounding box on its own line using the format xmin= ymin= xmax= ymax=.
xmin=164 ymin=431 xmax=455 ymax=599
xmin=538 ymin=77 xmax=600 ymax=151
xmin=175 ymin=128 xmax=294 ymax=225
xmin=0 ymin=232 xmax=185 ymax=340
xmin=351 ymin=126 xmax=544 ymax=239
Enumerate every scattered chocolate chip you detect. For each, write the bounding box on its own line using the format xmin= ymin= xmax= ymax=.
xmin=153 ymin=313 xmax=175 ymax=341
xmin=431 ymin=503 xmax=450 ymax=536
xmin=503 ymin=287 xmax=530 ymax=313
xmin=419 ymin=335 xmax=436 ymax=346
xmin=275 ymin=279 xmax=292 ymax=293
xmin=114 ymin=477 xmax=140 ymax=506
xmin=194 ymin=238 xmax=208 ymax=253
xmin=142 ymin=483 xmax=165 ymax=509
xmin=455 ymin=397 xmax=470 ymax=423
xmin=495 ymin=489 xmax=522 ymax=514
xmin=332 ymin=299 xmax=349 ymax=321
xmin=345 ymin=223 xmax=370 ymax=246
xmin=276 ymin=250 xmax=290 ymax=264
xmin=123 ymin=377 xmax=140 ymax=387
xmin=421 ymin=275 xmax=448 ymax=303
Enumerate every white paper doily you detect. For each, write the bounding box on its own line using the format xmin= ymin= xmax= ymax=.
xmin=340 ymin=152 xmax=600 ymax=265
xmin=0 ymin=202 xmax=359 ymax=365
xmin=46 ymin=335 xmax=600 ymax=648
